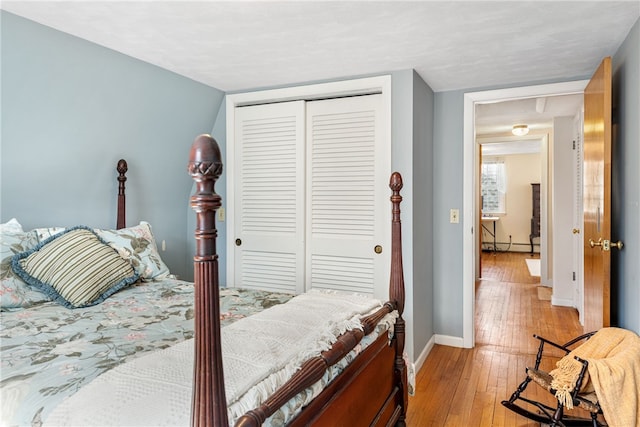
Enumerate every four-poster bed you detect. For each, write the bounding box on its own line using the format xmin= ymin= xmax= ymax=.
xmin=0 ymin=134 xmax=408 ymax=426
xmin=188 ymin=134 xmax=408 ymax=426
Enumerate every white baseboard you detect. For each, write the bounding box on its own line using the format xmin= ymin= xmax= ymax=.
xmin=551 ymin=296 xmax=574 ymax=307
xmin=413 ymin=334 xmax=466 ymax=377
xmin=435 ymin=334 xmax=465 ymax=348
xmin=413 ymin=335 xmax=436 ymax=373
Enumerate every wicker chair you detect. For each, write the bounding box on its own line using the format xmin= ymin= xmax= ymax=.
xmin=501 ymin=332 xmax=606 ymax=427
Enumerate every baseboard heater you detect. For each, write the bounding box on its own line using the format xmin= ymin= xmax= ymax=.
xmin=482 ymin=241 xmax=534 ymax=247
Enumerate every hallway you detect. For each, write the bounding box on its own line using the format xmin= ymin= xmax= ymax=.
xmin=406 ymin=252 xmax=585 ymax=426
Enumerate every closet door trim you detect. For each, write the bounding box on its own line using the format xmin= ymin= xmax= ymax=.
xmin=226 ymin=76 xmax=392 ymax=289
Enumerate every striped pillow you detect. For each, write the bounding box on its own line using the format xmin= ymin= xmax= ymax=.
xmin=11 ymin=226 xmax=139 ymax=309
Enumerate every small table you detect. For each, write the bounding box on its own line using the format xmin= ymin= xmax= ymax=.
xmin=481 ymin=216 xmax=500 ymax=252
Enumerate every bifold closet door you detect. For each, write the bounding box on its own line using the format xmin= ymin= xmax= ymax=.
xmin=306 ymin=94 xmax=390 ymax=297
xmin=234 ymin=101 xmax=306 ymax=294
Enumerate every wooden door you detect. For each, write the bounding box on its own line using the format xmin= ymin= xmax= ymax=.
xmin=583 ymin=57 xmax=612 ymax=331
xmin=478 ymin=145 xmax=482 ymax=276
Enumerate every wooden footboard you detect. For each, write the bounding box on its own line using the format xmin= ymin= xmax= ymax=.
xmin=236 ymin=303 xmax=397 ymax=427
xmin=188 ymin=134 xmax=407 ymax=426
xmin=289 ymin=332 xmax=401 ymax=427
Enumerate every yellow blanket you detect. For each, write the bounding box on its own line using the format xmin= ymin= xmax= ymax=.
xmin=549 ymin=327 xmax=640 ymax=427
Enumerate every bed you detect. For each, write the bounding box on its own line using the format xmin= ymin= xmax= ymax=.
xmin=0 ymin=134 xmax=408 ymax=426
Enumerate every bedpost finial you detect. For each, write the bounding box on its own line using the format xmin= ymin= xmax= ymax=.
xmin=389 ymin=171 xmax=403 ymax=192
xmin=117 ymin=159 xmax=128 ymax=175
xmin=188 ymin=134 xmax=223 ymax=179
xmin=188 ymin=134 xmax=222 ymax=255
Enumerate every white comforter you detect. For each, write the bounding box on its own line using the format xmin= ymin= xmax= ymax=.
xmin=45 ymin=290 xmax=395 ymax=426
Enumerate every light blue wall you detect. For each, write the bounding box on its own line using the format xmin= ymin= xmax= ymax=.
xmin=390 ymin=70 xmax=417 ymax=358
xmin=1 ymin=12 xmax=225 ymax=279
xmin=433 ymin=89 xmax=465 ymax=337
xmin=432 ymin=18 xmax=640 ymax=338
xmin=612 ymin=18 xmax=640 ymax=334
xmin=412 ymin=70 xmax=435 ymax=353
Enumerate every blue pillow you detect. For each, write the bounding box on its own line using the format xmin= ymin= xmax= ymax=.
xmin=12 ymin=226 xmax=139 ymax=309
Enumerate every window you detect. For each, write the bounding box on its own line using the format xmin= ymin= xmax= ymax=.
xmin=482 ymin=160 xmax=506 ymax=214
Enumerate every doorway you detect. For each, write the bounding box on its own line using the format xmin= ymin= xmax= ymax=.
xmin=462 ymin=80 xmax=588 ymax=348
xmin=476 ymin=134 xmax=544 ymax=258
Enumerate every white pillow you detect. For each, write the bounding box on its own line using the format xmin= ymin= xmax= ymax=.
xmin=0 ymin=218 xmax=23 ymax=233
xmin=32 ymin=226 xmax=66 ymax=242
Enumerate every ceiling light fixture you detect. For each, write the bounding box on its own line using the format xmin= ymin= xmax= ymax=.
xmin=512 ymin=124 xmax=529 ymax=136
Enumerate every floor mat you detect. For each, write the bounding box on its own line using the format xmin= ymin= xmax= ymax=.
xmin=537 ymin=286 xmax=552 ymax=301
xmin=525 ymin=258 xmax=540 ymax=277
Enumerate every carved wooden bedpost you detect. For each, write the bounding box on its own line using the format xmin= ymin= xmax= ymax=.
xmin=116 ymin=159 xmax=128 ymax=229
xmin=389 ymin=172 xmax=408 ymax=425
xmin=188 ymin=134 xmax=228 ymax=427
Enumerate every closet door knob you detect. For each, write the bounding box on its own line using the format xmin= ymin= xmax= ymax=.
xmin=374 ymin=245 xmax=383 ymax=254
xmin=235 ymin=239 xmax=242 ymax=246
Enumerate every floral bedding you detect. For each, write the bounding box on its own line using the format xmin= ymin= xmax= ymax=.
xmin=0 ymin=279 xmax=293 ymax=427
xmin=42 ymin=292 xmax=399 ymax=427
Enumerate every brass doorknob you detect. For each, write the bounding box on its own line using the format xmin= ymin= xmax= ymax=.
xmin=610 ymin=240 xmax=624 ymax=250
xmin=589 ymin=238 xmax=623 ymax=251
xmin=374 ymin=245 xmax=383 ymax=254
xmin=572 ymin=228 xmax=580 ymax=234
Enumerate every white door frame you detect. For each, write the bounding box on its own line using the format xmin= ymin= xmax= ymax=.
xmin=572 ymin=111 xmax=585 ymax=325
xmin=462 ymin=80 xmax=589 ymax=348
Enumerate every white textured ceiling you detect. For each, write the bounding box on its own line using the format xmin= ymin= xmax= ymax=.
xmin=2 ymin=1 xmax=639 ymax=93
xmin=2 ymin=0 xmax=638 ymax=150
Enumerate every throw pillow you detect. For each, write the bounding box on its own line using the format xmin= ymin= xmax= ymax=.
xmin=12 ymin=226 xmax=139 ymax=308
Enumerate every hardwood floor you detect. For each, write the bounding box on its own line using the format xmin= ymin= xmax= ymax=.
xmin=406 ymin=252 xmax=585 ymax=426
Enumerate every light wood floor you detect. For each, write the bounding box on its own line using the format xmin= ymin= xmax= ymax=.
xmin=406 ymin=251 xmax=586 ymax=426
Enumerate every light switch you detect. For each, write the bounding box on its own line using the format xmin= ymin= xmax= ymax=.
xmin=450 ymin=209 xmax=459 ymax=224
xmin=218 ymin=207 xmax=225 ymax=222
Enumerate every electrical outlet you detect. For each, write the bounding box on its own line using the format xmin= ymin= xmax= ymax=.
xmin=450 ymin=208 xmax=459 ymax=224
xmin=217 ymin=207 xmax=225 ymax=222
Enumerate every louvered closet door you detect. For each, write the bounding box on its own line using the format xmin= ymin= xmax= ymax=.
xmin=306 ymin=94 xmax=390 ymax=297
xmin=234 ymin=101 xmax=306 ymax=294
